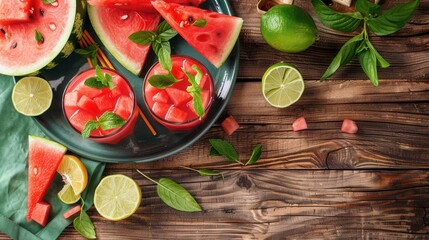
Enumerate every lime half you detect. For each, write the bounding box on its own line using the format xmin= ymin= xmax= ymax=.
xmin=262 ymin=62 xmax=304 ymax=108
xmin=94 ymin=174 xmax=142 ymax=221
xmin=58 ymin=184 xmax=81 ymax=204
xmin=12 ymin=77 xmax=53 ymax=116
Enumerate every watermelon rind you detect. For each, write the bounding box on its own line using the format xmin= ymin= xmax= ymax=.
xmin=0 ymin=0 xmax=86 ymax=76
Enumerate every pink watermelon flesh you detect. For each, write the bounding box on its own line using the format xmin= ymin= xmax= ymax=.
xmin=0 ymin=0 xmax=76 ymax=76
xmin=87 ymin=0 xmax=205 ymax=12
xmin=31 ymin=201 xmax=51 ymax=226
xmin=88 ymin=6 xmax=160 ymax=75
xmin=0 ymin=0 xmax=33 ymax=24
xmin=151 ymin=0 xmax=243 ymax=68
xmin=165 ymin=87 xmax=192 ymax=106
xmin=152 ymin=102 xmax=171 ymax=119
xmin=152 ymin=90 xmax=169 ymax=103
xmin=27 ymin=136 xmax=67 ymax=221
xmin=165 ymin=106 xmax=188 ymax=122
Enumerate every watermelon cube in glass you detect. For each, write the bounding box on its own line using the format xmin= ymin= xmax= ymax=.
xmin=63 ymin=68 xmax=138 ymax=144
xmin=143 ymin=56 xmax=214 ymax=131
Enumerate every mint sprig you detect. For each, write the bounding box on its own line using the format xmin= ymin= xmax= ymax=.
xmin=312 ymin=0 xmax=419 ymax=86
xmin=183 ymin=64 xmax=204 ymax=118
xmin=75 ymin=43 xmax=98 ymax=67
xmin=81 ymin=111 xmax=125 ymax=138
xmin=73 ymin=198 xmax=96 ymax=239
xmin=129 ymin=21 xmax=179 ymax=87
xmin=84 ymin=65 xmax=115 ymax=89
xmin=209 ymin=139 xmax=263 ymax=166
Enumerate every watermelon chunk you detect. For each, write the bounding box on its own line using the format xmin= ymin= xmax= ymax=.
xmin=292 ymin=117 xmax=308 ymax=132
xmin=0 ymin=0 xmax=33 ymax=24
xmin=77 ymin=95 xmax=99 ymax=114
xmin=151 ymin=0 xmax=243 ymax=68
xmin=341 ymin=119 xmax=358 ymax=134
xmin=165 ymin=106 xmax=188 ymax=122
xmin=165 ymin=87 xmax=192 ymax=106
xmin=87 ymin=0 xmax=205 ymax=12
xmin=63 ymin=91 xmax=81 ymax=109
xmin=31 ymin=201 xmax=51 ymax=227
xmin=69 ymin=109 xmax=97 ymax=132
xmin=88 ymin=6 xmax=160 ymax=75
xmin=152 ymin=102 xmax=171 ymax=119
xmin=63 ymin=205 xmax=81 ymax=219
xmin=221 ymin=115 xmax=239 ymax=136
xmin=114 ymin=96 xmax=133 ymax=120
xmin=27 ymin=136 xmax=67 ymax=221
xmin=93 ymin=94 xmax=117 ymax=112
xmin=75 ymin=81 xmax=103 ymax=99
xmin=152 ymin=90 xmax=169 ymax=103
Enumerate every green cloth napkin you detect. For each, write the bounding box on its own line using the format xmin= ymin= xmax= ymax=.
xmin=0 ymin=75 xmax=106 ymax=239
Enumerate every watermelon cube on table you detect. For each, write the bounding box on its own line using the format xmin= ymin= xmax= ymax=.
xmin=63 ymin=205 xmax=81 ymax=219
xmin=221 ymin=115 xmax=239 ymax=136
xmin=0 ymin=0 xmax=33 ymax=24
xmin=27 ymin=136 xmax=67 ymax=221
xmin=151 ymin=0 xmax=243 ymax=68
xmin=31 ymin=201 xmax=51 ymax=227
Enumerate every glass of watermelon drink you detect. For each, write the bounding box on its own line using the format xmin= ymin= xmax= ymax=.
xmin=63 ymin=68 xmax=138 ymax=144
xmin=143 ymin=56 xmax=214 ymax=131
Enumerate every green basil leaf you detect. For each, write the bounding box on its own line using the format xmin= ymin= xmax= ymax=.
xmin=321 ymin=34 xmax=363 ymax=80
xmin=355 ymin=0 xmax=382 ymax=18
xmin=73 ymin=210 xmax=96 ymax=239
xmin=75 ymin=44 xmax=98 ymax=67
xmin=183 ymin=65 xmax=204 ymax=117
xmin=192 ymin=19 xmax=207 ymax=28
xmin=209 ymin=139 xmax=242 ymax=165
xmin=152 ymin=41 xmax=173 ymax=71
xmin=128 ymin=31 xmax=157 ymax=46
xmin=148 ymin=74 xmax=178 ymax=89
xmin=84 ymin=77 xmax=106 ymax=89
xmin=157 ymin=21 xmax=178 ymax=41
xmin=157 ymin=178 xmax=202 ymax=212
xmin=82 ymin=120 xmax=99 ymax=139
xmin=209 ymin=147 xmax=222 ymax=156
xmin=35 ymin=29 xmax=44 ymax=43
xmin=42 ymin=0 xmax=56 ymax=4
xmin=358 ymin=48 xmax=379 ymax=86
xmin=311 ymin=0 xmax=363 ymax=32
xmin=181 ymin=166 xmax=224 ymax=179
xmin=364 ymin=39 xmax=390 ymax=68
xmin=98 ymin=111 xmax=125 ymax=130
xmin=156 ymin=20 xmax=173 ymax=35
xmin=245 ymin=144 xmax=263 ymax=165
xmin=367 ymin=0 xmax=419 ymax=36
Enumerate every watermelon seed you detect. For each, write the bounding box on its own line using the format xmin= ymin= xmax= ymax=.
xmin=0 ymin=29 xmax=5 ymax=35
xmin=11 ymin=42 xmax=17 ymax=49
xmin=120 ymin=14 xmax=129 ymax=20
xmin=51 ymin=1 xmax=58 ymax=7
xmin=49 ymin=23 xmax=57 ymax=31
xmin=39 ymin=9 xmax=44 ymax=16
xmin=188 ymin=17 xmax=193 ymax=23
xmin=29 ymin=7 xmax=34 ymax=15
xmin=33 ymin=167 xmax=38 ymax=175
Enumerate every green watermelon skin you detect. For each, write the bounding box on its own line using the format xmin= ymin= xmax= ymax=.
xmin=0 ymin=0 xmax=86 ymax=76
xmin=151 ymin=0 xmax=243 ymax=68
xmin=27 ymin=136 xmax=67 ymax=221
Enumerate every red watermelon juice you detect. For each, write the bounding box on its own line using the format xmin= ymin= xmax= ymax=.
xmin=143 ymin=56 xmax=213 ymax=131
xmin=63 ymin=68 xmax=138 ymax=144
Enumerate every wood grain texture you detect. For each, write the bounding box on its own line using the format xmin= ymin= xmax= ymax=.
xmin=54 ymin=170 xmax=429 ymax=239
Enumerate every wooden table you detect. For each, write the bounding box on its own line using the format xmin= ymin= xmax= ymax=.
xmin=7 ymin=0 xmax=429 ymax=239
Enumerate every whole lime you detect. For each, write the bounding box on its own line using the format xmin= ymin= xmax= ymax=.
xmin=260 ymin=4 xmax=318 ymax=53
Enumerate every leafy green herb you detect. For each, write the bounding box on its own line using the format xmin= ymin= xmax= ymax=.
xmin=81 ymin=111 xmax=125 ymax=138
xmin=192 ymin=19 xmax=208 ymax=28
xmin=312 ymin=0 xmax=419 ymax=86
xmin=75 ymin=43 xmax=98 ymax=67
xmin=35 ymin=29 xmax=44 ymax=43
xmin=209 ymin=139 xmax=243 ymax=165
xmin=181 ymin=166 xmax=224 ymax=179
xmin=84 ymin=65 xmax=115 ymax=89
xmin=129 ymin=20 xmax=179 ymax=87
xmin=245 ymin=144 xmax=263 ymax=165
xmin=209 ymin=147 xmax=222 ymax=156
xmin=136 ymin=170 xmax=202 ymax=212
xmin=73 ymin=198 xmax=96 ymax=239
xmin=183 ymin=64 xmax=204 ymax=118
xmin=148 ymin=73 xmax=179 ymax=89
xmin=41 ymin=0 xmax=56 ymax=4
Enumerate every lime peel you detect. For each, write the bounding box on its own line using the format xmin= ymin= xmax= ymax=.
xmin=12 ymin=77 xmax=53 ymax=116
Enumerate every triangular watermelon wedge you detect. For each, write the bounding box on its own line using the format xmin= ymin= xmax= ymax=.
xmin=88 ymin=6 xmax=160 ymax=75
xmin=27 ymin=136 xmax=67 ymax=221
xmin=151 ymin=0 xmax=243 ymax=68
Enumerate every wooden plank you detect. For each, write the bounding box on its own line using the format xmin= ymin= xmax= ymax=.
xmin=108 ymin=80 xmax=429 ymax=170
xmin=234 ymin=0 xmax=429 ymax=80
xmin=56 ymin=169 xmax=429 ymax=239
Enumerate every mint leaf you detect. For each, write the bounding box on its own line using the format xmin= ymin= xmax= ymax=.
xmin=84 ymin=77 xmax=106 ymax=89
xmin=358 ymin=48 xmax=379 ymax=86
xmin=366 ymin=0 xmax=419 ymax=36
xmin=181 ymin=166 xmax=224 ymax=179
xmin=311 ymin=0 xmax=362 ymax=32
xmin=35 ymin=29 xmax=44 ymax=43
xmin=84 ymin=65 xmax=116 ymax=90
xmin=321 ymin=33 xmax=363 ymax=81
xmin=75 ymin=43 xmax=98 ymax=67
xmin=136 ymin=170 xmax=202 ymax=212
xmin=152 ymin=41 xmax=173 ymax=71
xmin=246 ymin=144 xmax=263 ymax=165
xmin=73 ymin=209 xmax=96 ymax=239
xmin=148 ymin=73 xmax=179 ymax=89
xmin=98 ymin=111 xmax=126 ymax=130
xmin=209 ymin=139 xmax=243 ymax=165
xmin=183 ymin=65 xmax=204 ymax=118
xmin=192 ymin=19 xmax=207 ymax=28
xmin=128 ymin=31 xmax=157 ymax=46
xmin=157 ymin=21 xmax=178 ymax=41
xmin=82 ymin=120 xmax=99 ymax=139
xmin=355 ymin=0 xmax=382 ymax=18
xmin=209 ymin=147 xmax=222 ymax=156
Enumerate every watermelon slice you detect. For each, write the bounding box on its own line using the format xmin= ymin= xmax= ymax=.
xmin=63 ymin=205 xmax=81 ymax=219
xmin=87 ymin=0 xmax=205 ymax=12
xmin=31 ymin=201 xmax=51 ymax=226
xmin=0 ymin=0 xmax=86 ymax=76
xmin=151 ymin=0 xmax=243 ymax=68
xmin=27 ymin=136 xmax=67 ymax=221
xmin=0 ymin=0 xmax=33 ymax=24
xmin=88 ymin=6 xmax=160 ymax=75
